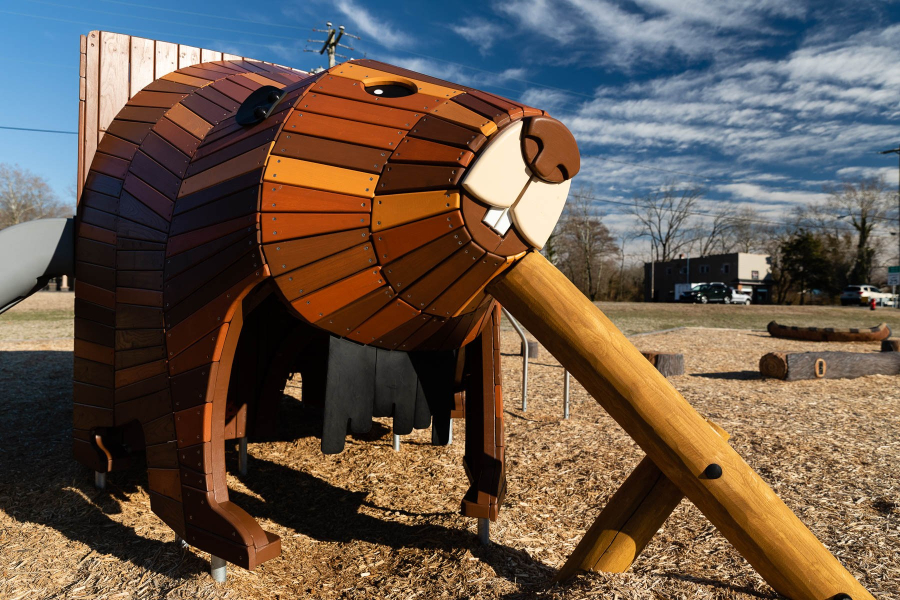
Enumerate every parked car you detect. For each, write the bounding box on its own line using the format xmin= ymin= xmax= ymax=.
xmin=840 ymin=285 xmax=894 ymax=306
xmin=680 ymin=282 xmax=730 ymax=303
xmin=728 ymin=288 xmax=752 ymax=305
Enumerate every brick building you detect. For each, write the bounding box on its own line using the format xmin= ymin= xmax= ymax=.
xmin=643 ymin=252 xmax=772 ymax=302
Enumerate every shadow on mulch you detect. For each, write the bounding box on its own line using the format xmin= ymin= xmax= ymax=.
xmin=0 ymin=350 xmax=551 ymax=587
xmin=693 ymin=370 xmax=762 ymax=380
xmin=659 ymin=573 xmax=779 ymax=599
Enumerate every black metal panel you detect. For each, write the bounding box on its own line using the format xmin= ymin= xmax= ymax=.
xmin=321 ymin=337 xmax=376 ymax=453
xmin=373 ymin=349 xmax=418 ymax=434
xmin=410 ymin=350 xmax=455 ymax=445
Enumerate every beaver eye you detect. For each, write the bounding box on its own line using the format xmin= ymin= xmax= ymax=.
xmin=365 ymin=83 xmax=415 ymax=98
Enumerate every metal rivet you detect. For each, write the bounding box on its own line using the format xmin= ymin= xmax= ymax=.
xmin=703 ymin=464 xmax=723 ymax=479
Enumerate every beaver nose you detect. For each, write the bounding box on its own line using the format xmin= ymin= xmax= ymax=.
xmin=521 ymin=116 xmax=580 ymax=183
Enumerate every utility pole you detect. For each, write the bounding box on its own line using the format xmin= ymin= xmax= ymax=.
xmin=881 ymin=144 xmax=900 ymax=307
xmin=306 ymin=22 xmax=361 ymax=70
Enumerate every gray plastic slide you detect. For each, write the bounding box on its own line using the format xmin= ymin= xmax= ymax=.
xmin=0 ymin=217 xmax=75 ymax=314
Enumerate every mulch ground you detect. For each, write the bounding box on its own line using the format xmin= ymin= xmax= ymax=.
xmin=0 ymin=298 xmax=897 ymax=599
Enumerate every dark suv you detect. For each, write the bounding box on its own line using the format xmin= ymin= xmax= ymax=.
xmin=680 ymin=283 xmax=730 ymax=304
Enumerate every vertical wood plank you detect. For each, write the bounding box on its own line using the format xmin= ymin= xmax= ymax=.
xmin=99 ymin=32 xmax=131 ymax=136
xmin=130 ymin=36 xmax=156 ymax=97
xmin=222 ymin=53 xmax=241 ymax=61
xmin=178 ymin=45 xmax=200 ymax=68
xmin=200 ymin=49 xmax=222 ymax=62
xmin=155 ymin=41 xmax=177 ymax=78
xmin=84 ymin=31 xmax=100 ymax=192
xmin=78 ymin=34 xmax=87 ymax=200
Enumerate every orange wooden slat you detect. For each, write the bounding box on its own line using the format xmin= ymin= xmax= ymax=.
xmin=298 ymin=92 xmax=422 ymax=129
xmin=372 ymin=190 xmax=458 ymax=232
xmin=261 ymin=184 xmax=372 ymax=213
xmin=178 ymin=143 xmax=271 ymax=198
xmin=263 ymin=157 xmax=377 ymax=198
xmin=261 ymin=213 xmax=370 ymax=243
xmin=372 ymin=211 xmax=464 ymax=263
xmin=346 ymin=298 xmax=420 ymax=344
xmin=166 ymin=103 xmax=213 ymax=139
xmin=291 ymin=267 xmax=385 ymax=321
xmin=283 ymin=110 xmax=405 ymax=150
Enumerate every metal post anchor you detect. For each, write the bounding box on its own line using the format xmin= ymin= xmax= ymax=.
xmin=477 ymin=518 xmax=490 ymax=545
xmin=392 ymin=434 xmax=401 ymax=451
xmin=501 ymin=307 xmax=529 ymax=411
xmin=563 ymin=370 xmax=571 ymax=419
xmin=94 ymin=471 xmax=106 ymax=489
xmin=238 ymin=437 xmax=248 ymax=476
xmin=210 ymin=555 xmax=227 ymax=583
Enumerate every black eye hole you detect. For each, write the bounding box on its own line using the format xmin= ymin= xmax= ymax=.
xmin=364 ymin=83 xmax=416 ymax=98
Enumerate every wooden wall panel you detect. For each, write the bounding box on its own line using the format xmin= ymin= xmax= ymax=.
xmin=99 ymin=32 xmax=131 ymax=138
xmin=130 ymin=37 xmax=156 ymax=97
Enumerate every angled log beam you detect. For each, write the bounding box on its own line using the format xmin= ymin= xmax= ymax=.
xmin=488 ymin=252 xmax=872 ymax=600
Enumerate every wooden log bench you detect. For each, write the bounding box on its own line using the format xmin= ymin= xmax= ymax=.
xmin=760 ymin=350 xmax=900 ymax=381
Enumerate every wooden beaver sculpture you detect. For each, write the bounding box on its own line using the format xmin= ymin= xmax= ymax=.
xmin=67 ymin=58 xmax=579 ymax=571
xmin=0 ymin=55 xmax=877 ymax=599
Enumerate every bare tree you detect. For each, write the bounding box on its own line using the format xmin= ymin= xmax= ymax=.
xmin=824 ymin=177 xmax=892 ymax=283
xmin=0 ymin=164 xmax=71 ymax=229
xmin=693 ymin=204 xmax=737 ymax=256
xmin=554 ymin=186 xmax=619 ymax=300
xmin=628 ymin=183 xmax=703 ymax=261
xmin=727 ymin=207 xmax=768 ymax=253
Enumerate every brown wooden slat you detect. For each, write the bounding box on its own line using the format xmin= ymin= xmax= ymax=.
xmin=74 ymin=298 xmax=115 ymax=327
xmin=409 ymin=116 xmax=486 ymax=151
xmin=382 ymin=228 xmax=472 ymax=292
xmin=451 ymin=93 xmax=511 ymax=127
xmin=169 ymin=187 xmax=258 ymax=236
xmin=79 ymin=211 xmax=118 ymax=237
xmin=261 ymin=213 xmax=370 ymax=243
xmin=115 ymin=359 xmax=167 ymax=388
xmin=75 ymin=280 xmax=116 ymax=309
xmin=374 ymin=312 xmax=433 ymax=349
xmin=105 ymin=120 xmax=153 ymax=145
xmin=166 ymin=214 xmax=257 ymax=257
xmin=169 ymin=326 xmax=227 ymax=375
xmin=117 ymin=250 xmax=165 ymax=271
xmin=315 ymin=286 xmax=396 ymax=334
xmin=373 ymin=211 xmax=464 ymax=263
xmin=465 ymin=89 xmax=527 ymax=120
xmin=117 ymin=304 xmax=164 ymax=329
xmin=81 ymin=189 xmax=119 ymax=213
xmin=312 ymin=75 xmax=446 ymax=113
xmin=275 ymin=243 xmax=376 ymax=301
xmin=181 ymin=93 xmax=231 ymax=125
xmin=84 ymin=172 xmax=124 ymax=197
xmin=116 ymin=328 xmax=166 ymax=351
xmin=154 ymin=117 xmax=202 ymax=155
xmin=128 ymin=152 xmax=182 ymax=200
xmin=121 ymin=179 xmax=173 ymax=224
xmin=75 ymin=318 xmax=116 ymax=346
xmin=210 ymin=78 xmax=255 ymax=103
xmin=350 ymin=59 xmax=471 ymax=94
xmin=74 ymin=380 xmax=115 ymax=408
xmin=174 ymin=169 xmax=262 ymax=216
xmin=426 ymin=252 xmax=509 ymax=317
xmin=143 ymin=414 xmax=176 ymax=445
xmin=398 ymin=241 xmax=485 ymax=310
xmin=165 ymin=241 xmax=259 ymax=308
xmin=115 ymin=372 xmax=169 ymax=402
xmin=298 ymin=93 xmax=421 ymax=129
xmin=377 ymin=163 xmax=464 ymax=194
xmin=144 ymin=78 xmax=197 ymax=94
xmin=262 ymin=228 xmax=369 ymax=276
xmin=115 ymin=345 xmax=166 ymax=369
xmin=74 ymin=356 xmax=115 ymax=387
xmin=185 ymin=126 xmax=280 ymax=178
xmin=283 ymin=111 xmax=405 ymax=150
xmin=96 ymin=134 xmax=139 ymax=161
xmin=90 ymin=153 xmax=130 ymax=179
xmin=162 ymin=71 xmax=212 ymax=88
xmin=128 ymin=90 xmax=188 ymax=109
xmin=271 ymin=132 xmax=389 ymax=174
xmin=117 ymin=270 xmax=164 ymax=291
xmin=117 ymin=238 xmax=166 ymax=251
xmin=166 ymin=103 xmax=213 ymax=139
xmin=174 ymin=65 xmax=221 ymax=81
xmin=346 ymin=299 xmax=419 ymax=344
xmin=178 ymin=143 xmax=270 ymax=198
xmin=292 ymin=267 xmax=384 ymax=321
xmin=75 ymin=338 xmax=115 ymax=365
xmin=140 ymin=132 xmax=190 ymax=178
xmin=148 ymin=468 xmax=182 ymax=502
xmin=76 ymin=261 xmax=116 ymax=291
xmin=196 ymin=86 xmax=241 ymax=112
xmin=397 ymin=314 xmax=450 ymax=351
xmin=76 ymin=238 xmax=116 ymax=268
xmin=117 ymin=106 xmax=168 ymax=124
xmin=261 ymin=184 xmax=371 ymax=214
xmin=390 ymin=136 xmax=474 ymax=167
xmin=117 ymin=215 xmax=169 ymax=242
xmin=165 ymin=230 xmax=254 ymax=280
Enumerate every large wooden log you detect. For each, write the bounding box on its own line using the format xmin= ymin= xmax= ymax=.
xmin=767 ymin=320 xmax=890 ymax=342
xmin=488 ymin=252 xmax=872 ymax=600
xmin=640 ymin=351 xmax=684 ymax=377
xmin=760 ymin=350 xmax=900 ymax=381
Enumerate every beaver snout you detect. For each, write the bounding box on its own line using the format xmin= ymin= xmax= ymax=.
xmin=521 ymin=116 xmax=580 ymax=183
xmin=461 ymin=117 xmax=580 ymax=249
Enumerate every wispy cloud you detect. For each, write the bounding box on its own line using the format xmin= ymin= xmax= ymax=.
xmin=449 ymin=17 xmax=500 ymax=55
xmin=333 ymin=0 xmax=413 ymax=49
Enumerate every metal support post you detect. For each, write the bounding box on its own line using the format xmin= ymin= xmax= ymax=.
xmin=563 ymin=370 xmax=571 ymax=419
xmin=210 ymin=555 xmax=227 ymax=583
xmin=501 ymin=307 xmax=529 ymax=411
xmin=392 ymin=434 xmax=401 ymax=451
xmin=238 ymin=437 xmax=248 ymax=476
xmin=94 ymin=471 xmax=106 ymax=489
xmin=447 ymin=420 xmax=453 ymax=444
xmin=477 ymin=518 xmax=490 ymax=545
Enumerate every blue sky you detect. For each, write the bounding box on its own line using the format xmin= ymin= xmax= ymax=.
xmin=2 ymin=0 xmax=900 ymax=245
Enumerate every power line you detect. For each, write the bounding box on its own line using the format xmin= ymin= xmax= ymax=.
xmin=0 ymin=125 xmax=77 ymax=135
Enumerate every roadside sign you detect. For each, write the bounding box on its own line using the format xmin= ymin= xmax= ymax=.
xmin=890 ymin=266 xmax=900 ymax=286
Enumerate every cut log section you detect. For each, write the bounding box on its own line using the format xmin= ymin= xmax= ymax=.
xmin=640 ymin=352 xmax=684 ymax=377
xmin=766 ymin=320 xmax=890 ymax=342
xmin=881 ymin=339 xmax=900 ymax=352
xmin=760 ymin=350 xmax=900 ymax=381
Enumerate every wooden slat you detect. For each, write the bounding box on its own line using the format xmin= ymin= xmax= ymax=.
xmin=166 ymin=104 xmax=213 ymax=139
xmin=179 ymin=143 xmax=271 ymax=198
xmin=117 ymin=106 xmax=167 ymax=124
xmin=316 ymin=286 xmax=395 ymax=334
xmin=292 ymin=267 xmax=384 ymax=321
xmin=431 ymin=101 xmax=497 ymax=136
xmin=373 ymin=190 xmax=458 ymax=232
xmin=374 ymin=312 xmax=433 ymax=350
xmin=169 ymin=187 xmax=258 ymax=236
xmin=283 ymin=110 xmax=405 ymax=151
xmin=261 ymin=184 xmax=370 ymax=214
xmin=312 ymin=74 xmax=446 ymax=113
xmin=426 ymin=252 xmax=510 ymax=317
xmin=155 ymin=41 xmax=178 ymax=78
xmin=174 ymin=169 xmax=262 ymax=215
xmin=274 ymin=243 xmax=376 ymax=301
xmin=391 ymin=137 xmax=474 ymax=167
xmin=272 ymin=132 xmax=389 ymax=174
xmin=264 ymin=157 xmax=376 ymax=199
xmin=382 ymin=228 xmax=472 ymax=292
xmin=166 ymin=214 xmax=257 ymax=257
xmin=165 ymin=229 xmax=253 ymax=280
xmin=332 ymin=62 xmax=463 ymax=99
xmin=373 ymin=211 xmax=464 ymax=263
xmin=78 ymin=34 xmax=87 ymax=200
xmin=105 ymin=120 xmax=153 ymax=145
xmin=298 ymin=93 xmax=421 ymax=129
xmin=154 ymin=118 xmax=202 ymax=155
xmin=261 ymin=213 xmax=370 ymax=243
xmin=201 ymin=49 xmax=223 ymax=62
xmin=451 ymin=93 xmax=511 ymax=127
xmin=181 ymin=93 xmax=231 ymax=125
xmin=186 ymin=127 xmax=280 ymax=177
xmin=409 ymin=116 xmax=486 ymax=151
xmin=178 ymin=45 xmax=201 ymax=68
xmin=130 ymin=37 xmax=156 ymax=97
xmin=346 ymin=299 xmax=420 ymax=345
xmin=84 ymin=31 xmax=100 ymax=191
xmin=99 ymin=32 xmax=131 ymax=136
xmin=140 ymin=132 xmax=190 ymax=178
xmin=262 ymin=228 xmax=369 ymax=276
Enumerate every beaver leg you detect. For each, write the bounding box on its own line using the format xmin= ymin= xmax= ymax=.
xmin=461 ymin=304 xmax=506 ymax=522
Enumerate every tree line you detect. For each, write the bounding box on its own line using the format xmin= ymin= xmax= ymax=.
xmin=546 ymin=177 xmax=896 ymax=304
